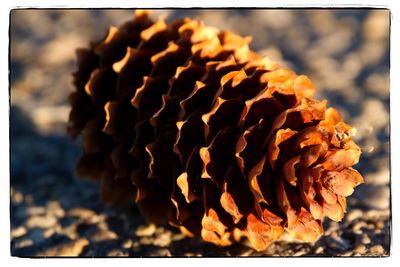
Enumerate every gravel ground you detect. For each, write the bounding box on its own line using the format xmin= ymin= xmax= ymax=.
xmin=10 ymin=9 xmax=390 ymax=257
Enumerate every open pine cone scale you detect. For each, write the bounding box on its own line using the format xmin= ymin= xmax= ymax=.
xmin=68 ymin=11 xmax=363 ymax=251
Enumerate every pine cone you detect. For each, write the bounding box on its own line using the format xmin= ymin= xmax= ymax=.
xmin=68 ymin=11 xmax=363 ymax=251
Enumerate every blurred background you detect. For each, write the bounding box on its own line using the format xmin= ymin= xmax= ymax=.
xmin=10 ymin=9 xmax=390 ymax=257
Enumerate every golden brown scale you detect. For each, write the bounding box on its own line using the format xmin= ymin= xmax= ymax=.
xmin=68 ymin=11 xmax=363 ymax=251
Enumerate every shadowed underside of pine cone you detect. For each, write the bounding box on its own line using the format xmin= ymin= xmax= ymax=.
xmin=68 ymin=11 xmax=363 ymax=251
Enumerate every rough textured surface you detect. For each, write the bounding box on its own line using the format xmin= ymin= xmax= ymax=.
xmin=10 ymin=9 xmax=390 ymax=257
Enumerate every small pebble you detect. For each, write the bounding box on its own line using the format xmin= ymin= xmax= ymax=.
xmin=293 ymin=250 xmax=307 ymax=256
xmin=364 ymin=73 xmax=389 ymax=98
xmin=324 ymin=222 xmax=340 ymax=236
xmin=363 ymin=169 xmax=390 ymax=186
xmin=46 ymin=201 xmax=65 ymax=218
xmin=366 ymin=209 xmax=389 ymax=219
xmin=355 ymin=244 xmax=367 ymax=254
xmin=132 ymin=241 xmax=140 ymax=248
xmin=153 ymin=231 xmax=172 ymax=247
xmin=11 ymin=226 xmax=27 ymax=239
xmin=85 ymin=214 xmax=105 ymax=224
xmin=341 ymin=251 xmax=353 ymax=256
xmin=59 ymin=223 xmax=78 ymax=240
xmin=11 ymin=189 xmax=24 ymax=204
xmin=358 ymin=99 xmax=388 ymax=130
xmin=139 ymin=236 xmax=154 ymax=245
xmin=239 ymin=250 xmax=254 ymax=256
xmin=135 ymin=224 xmax=156 ymax=237
xmin=149 ymin=248 xmax=171 ymax=257
xmin=107 ymin=249 xmax=128 ymax=257
xmin=26 ymin=215 xmax=57 ymax=228
xmin=68 ymin=207 xmax=96 ymax=220
xmin=315 ymin=246 xmax=324 ymax=254
xmin=90 ymin=229 xmax=118 ymax=242
xmin=14 ymin=239 xmax=33 ymax=249
xmin=27 ymin=206 xmax=46 ymax=216
xmin=122 ymin=239 xmax=133 ymax=249
xmin=366 ymin=223 xmax=375 ymax=230
xmin=352 ymin=221 xmax=367 ymax=233
xmin=97 ymin=221 xmax=109 ymax=231
xmin=155 ymin=226 xmax=165 ymax=235
xmin=363 ymin=10 xmax=389 ymax=41
xmin=375 ymin=221 xmax=384 ymax=230
xmin=346 ymin=209 xmax=363 ymax=222
xmin=171 ymin=233 xmax=186 ymax=241
xmin=37 ymin=238 xmax=89 ymax=257
xmin=330 ymin=230 xmax=340 ymax=239
xmin=43 ymin=228 xmax=56 ymax=238
xmin=184 ymin=252 xmax=202 ymax=257
xmin=369 ymin=245 xmax=384 ymax=255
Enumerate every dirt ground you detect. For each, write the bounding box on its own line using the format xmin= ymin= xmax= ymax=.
xmin=10 ymin=9 xmax=390 ymax=257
